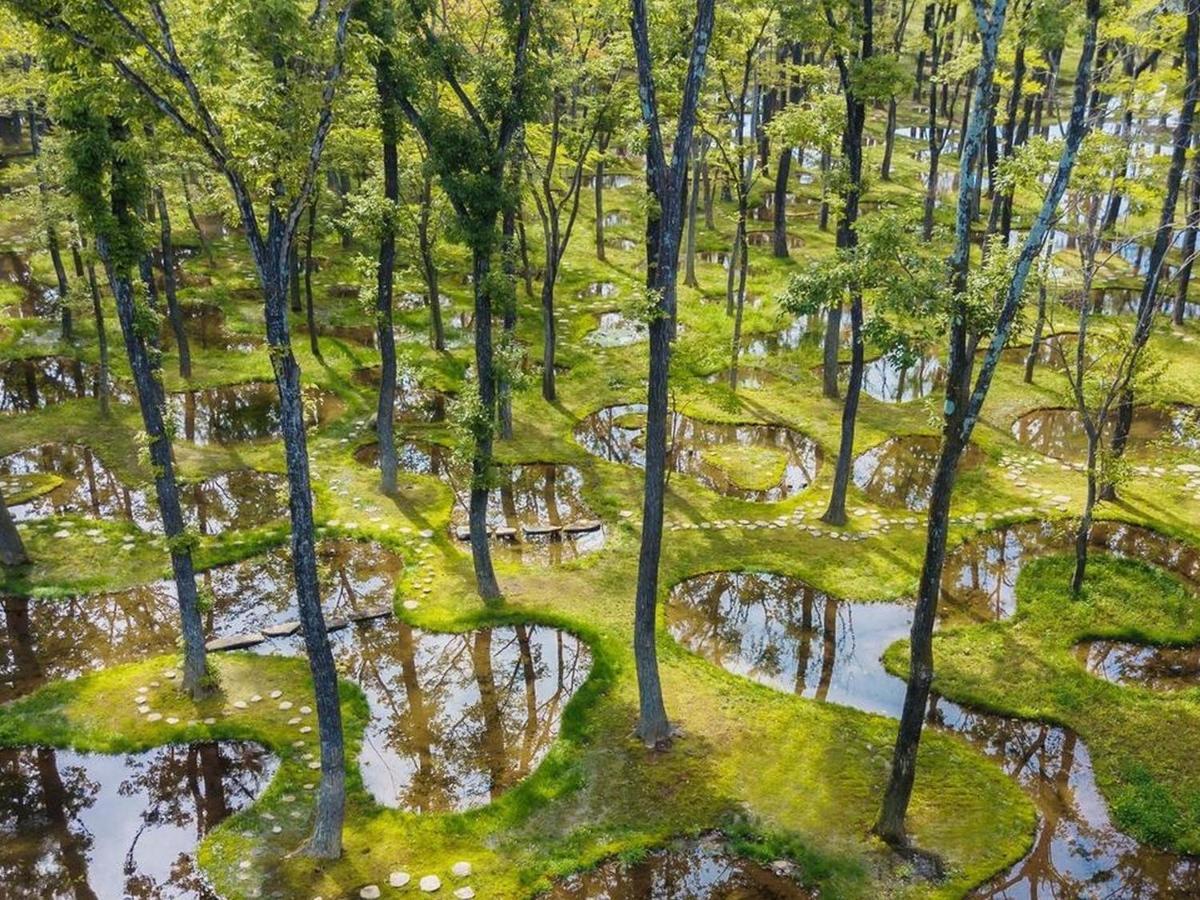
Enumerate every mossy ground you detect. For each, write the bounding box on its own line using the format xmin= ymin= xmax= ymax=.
xmin=1 ymin=86 xmax=1199 ymax=899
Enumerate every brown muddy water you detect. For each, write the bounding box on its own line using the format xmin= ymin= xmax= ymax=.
xmin=666 ymin=525 xmax=1200 ymax=898
xmin=1077 ymin=640 xmax=1200 ymax=691
xmin=575 ymin=403 xmax=821 ymax=502
xmin=0 ymin=741 xmax=276 ymax=899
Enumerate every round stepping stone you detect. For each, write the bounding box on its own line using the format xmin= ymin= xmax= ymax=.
xmin=453 ymin=890 xmax=475 ymax=900
xmin=279 ymin=701 xmax=293 ymax=710
xmin=300 ymin=706 xmax=312 ymax=715
xmin=272 ymin=825 xmax=282 ymax=834
xmin=299 ymin=726 xmax=312 ymax=734
xmin=403 ymin=600 xmax=420 ymax=611
xmin=288 ymin=716 xmax=302 ymax=725
xmin=138 ymin=705 xmax=151 ymax=715
xmin=307 ymin=761 xmax=321 ymax=770
xmin=250 ymin=694 xmax=263 ymax=703
xmin=389 ymin=872 xmax=411 ymax=888
xmin=419 ymin=875 xmax=441 ymax=892
xmin=270 ymin=690 xmax=283 ymax=699
xmin=359 ymin=887 xmax=381 ymax=900
xmin=166 ymin=717 xmax=179 ymax=725
xmin=234 ymin=701 xmax=249 ymax=710
xmin=451 ymin=862 xmax=472 ymax=878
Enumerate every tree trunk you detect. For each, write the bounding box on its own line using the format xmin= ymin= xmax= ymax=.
xmin=28 ymin=102 xmax=71 ymax=341
xmin=818 ymin=149 xmax=831 ymax=230
xmin=773 ymin=147 xmax=792 ymax=257
xmin=594 ymin=150 xmax=607 ymax=262
xmin=822 ymin=303 xmax=843 ymax=399
xmin=728 ymin=217 xmax=748 ymax=389
xmin=155 ymin=188 xmax=191 ymax=378
xmin=684 ymin=145 xmax=702 ymax=287
xmin=1071 ymin=433 xmax=1099 ymax=594
xmin=419 ymin=173 xmax=445 ymax=351
xmin=1175 ymin=141 xmax=1200 ymax=325
xmin=75 ymin=242 xmax=111 ymax=415
xmin=375 ymin=114 xmax=399 ymax=495
xmin=1023 ymin=275 xmax=1047 ymax=383
xmin=97 ymin=233 xmax=208 ymax=700
xmin=468 ymin=246 xmax=502 ymax=600
xmin=304 ymin=197 xmax=321 ymax=360
xmin=289 ymin=241 xmax=302 ymax=313
xmin=881 ymin=98 xmax=897 ymax=179
xmin=725 ymin=218 xmax=743 ymax=314
xmin=258 ymin=244 xmax=345 ymax=858
xmin=541 ymin=258 xmax=558 ymax=401
xmin=703 ymin=158 xmax=715 ymax=229
xmin=180 ymin=174 xmax=216 ymax=265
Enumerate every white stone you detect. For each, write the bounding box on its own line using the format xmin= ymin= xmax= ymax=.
xmin=146 ymin=713 xmax=163 ymax=722
xmin=451 ymin=861 xmax=472 ymax=878
xmin=270 ymin=690 xmax=283 ymax=699
xmin=300 ymin=706 xmax=312 ymax=714
xmin=419 ymin=875 xmax=441 ymax=892
xmin=279 ymin=701 xmax=293 ymax=710
xmin=389 ymin=872 xmax=411 ymax=888
xmin=165 ymin=716 xmax=179 ymax=725
xmin=453 ymin=889 xmax=475 ymax=900
xmin=359 ymin=886 xmax=381 ymax=900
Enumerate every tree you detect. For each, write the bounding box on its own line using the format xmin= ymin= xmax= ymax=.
xmin=628 ymin=0 xmax=717 ymax=748
xmin=54 ymin=83 xmax=210 ymax=701
xmin=524 ymin=1 xmax=620 ymax=402
xmin=875 ymin=0 xmax=1102 ymax=845
xmin=0 ymin=491 xmax=28 ymax=566
xmin=10 ymin=0 xmax=359 ymax=858
xmin=395 ymin=0 xmax=535 ymax=601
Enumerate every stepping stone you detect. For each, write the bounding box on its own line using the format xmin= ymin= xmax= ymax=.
xmin=453 ymin=890 xmax=475 ymax=900
xmin=203 ymin=717 xmax=217 ymax=725
xmin=250 ymin=695 xmax=263 ymax=703
xmin=451 ymin=862 xmax=472 ymax=878
xmin=166 ymin=717 xmax=179 ymax=725
xmin=263 ymin=621 xmax=301 ymax=638
xmin=523 ymin=523 xmax=562 ymax=537
xmin=419 ymin=875 xmax=441 ymax=892
xmin=349 ymin=605 xmax=392 ymax=622
xmin=403 ymin=600 xmax=420 ymax=611
xmin=300 ymin=706 xmax=312 ymax=714
xmin=453 ymin=525 xmax=471 ymax=541
xmin=233 ymin=701 xmax=249 ymax=710
xmin=138 ymin=705 xmax=151 ymax=715
xmin=146 ymin=713 xmax=162 ymax=723
xmin=325 ymin=617 xmax=349 ymax=633
xmin=270 ymin=690 xmax=283 ymax=699
xmin=280 ymin=701 xmax=294 ymax=710
xmin=359 ymin=887 xmax=381 ymax=899
xmin=389 ymin=872 xmax=411 ymax=888
xmin=206 ymin=632 xmax=266 ymax=652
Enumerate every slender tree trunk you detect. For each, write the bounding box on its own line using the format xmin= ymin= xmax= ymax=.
xmin=96 ymin=230 xmax=208 ymax=700
xmin=374 ymin=98 xmax=400 ymax=495
xmin=1071 ymin=433 xmax=1100 ymax=594
xmin=155 ymin=188 xmax=191 ymax=378
xmin=881 ymin=98 xmax=897 ymax=179
xmin=1024 ymin=274 xmax=1047 ymax=383
xmin=289 ymin=241 xmax=302 ymax=313
xmin=28 ymin=102 xmax=71 ymax=341
xmin=541 ymin=258 xmax=558 ymax=401
xmin=703 ymin=158 xmax=715 ymax=228
xmin=725 ymin=218 xmax=743 ymax=314
xmin=419 ymin=173 xmax=444 ymax=351
xmin=180 ymin=174 xmax=216 ymax=265
xmin=594 ymin=140 xmax=608 ymax=262
xmin=498 ymin=208 xmax=517 ymax=441
xmin=773 ymin=147 xmax=793 ymax=257
xmin=75 ymin=242 xmax=111 ymax=415
xmin=822 ymin=303 xmax=843 ymax=399
xmin=877 ymin=0 xmax=1101 ymax=844
xmin=818 ymin=149 xmax=831 ymax=230
xmin=1109 ymin=5 xmax=1198 ymax=468
xmin=684 ymin=144 xmax=702 ymax=287
xmin=304 ymin=196 xmax=321 ymax=360
xmin=728 ymin=216 xmax=748 ymax=389
xmin=258 ymin=239 xmax=345 ymax=857
xmin=629 ymin=0 xmax=716 ymax=749
xmin=1175 ymin=142 xmax=1200 ymax=324
xmin=468 ymin=246 xmax=502 ymax=600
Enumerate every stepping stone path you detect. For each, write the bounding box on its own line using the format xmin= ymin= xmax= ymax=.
xmin=453 ymin=890 xmax=475 ymax=899
xmin=206 ymin=632 xmax=266 ymax=652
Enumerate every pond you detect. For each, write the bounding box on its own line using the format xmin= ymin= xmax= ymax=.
xmin=546 ymin=832 xmax=813 ymax=899
xmin=575 ymin=403 xmax=821 ymax=502
xmin=161 ymin=301 xmax=261 ymax=352
xmin=0 ymin=356 xmax=114 ymax=413
xmin=852 ymin=435 xmax=986 ymax=511
xmin=164 ymin=382 xmax=345 ymax=445
xmin=0 ymin=443 xmax=287 ymax=533
xmin=1011 ymin=404 xmax=1199 ymax=461
xmin=704 ymin=368 xmax=785 ymax=391
xmin=0 ymin=251 xmax=57 ymax=319
xmin=741 ymin=315 xmax=843 ymax=358
xmin=840 ymin=354 xmax=945 ymax=404
xmin=585 ymin=311 xmax=646 ymax=348
xmin=1076 ymin=640 xmax=1200 ymax=691
xmin=353 ymin=367 xmax=454 ymax=423
xmin=940 ymin=520 xmax=1200 ymax=623
xmin=666 ymin=563 xmax=1200 ymax=898
xmin=0 ymin=741 xmax=277 ymax=899
xmin=355 ymin=441 xmax=606 ymax=562
xmin=0 ymin=539 xmax=401 ymax=703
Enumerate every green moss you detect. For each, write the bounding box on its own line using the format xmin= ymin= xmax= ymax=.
xmin=700 ymin=443 xmax=789 ymax=491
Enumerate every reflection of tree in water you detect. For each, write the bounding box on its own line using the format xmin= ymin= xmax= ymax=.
xmin=666 ymin=573 xmax=850 ymax=700
xmin=0 ymin=443 xmax=143 ymax=524
xmin=340 ymin=622 xmax=589 ymax=812
xmin=0 ymin=541 xmax=401 ymax=704
xmin=0 ymin=742 xmax=273 ymax=899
